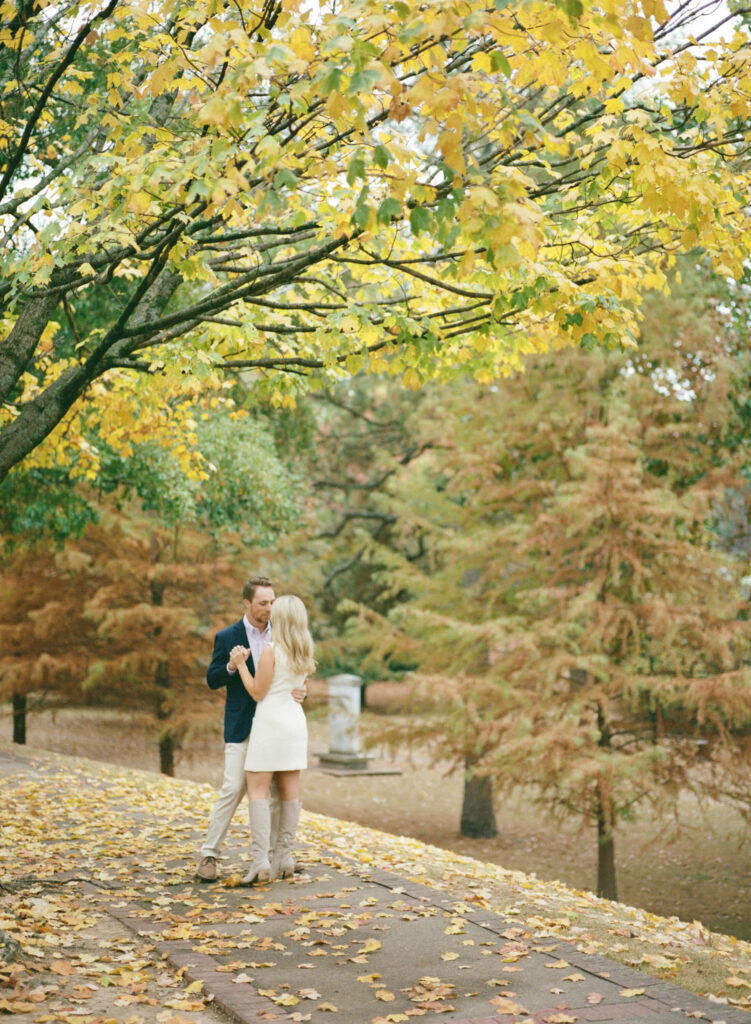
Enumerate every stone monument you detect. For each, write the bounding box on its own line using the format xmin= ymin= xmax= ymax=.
xmin=318 ymin=673 xmax=369 ymax=771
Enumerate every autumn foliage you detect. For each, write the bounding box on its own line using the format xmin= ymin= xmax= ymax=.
xmin=2 ymin=0 xmax=751 ymax=483
xmin=0 ymin=508 xmax=249 ymax=773
xmin=347 ymin=267 xmax=751 ymax=898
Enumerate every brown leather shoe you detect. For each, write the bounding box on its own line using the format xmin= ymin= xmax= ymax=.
xmin=195 ymin=856 xmax=217 ymax=882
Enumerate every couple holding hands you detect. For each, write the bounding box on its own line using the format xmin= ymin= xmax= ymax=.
xmin=195 ymin=575 xmax=314 ymax=886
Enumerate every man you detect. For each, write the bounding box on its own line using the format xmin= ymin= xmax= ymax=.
xmin=195 ymin=575 xmax=307 ymax=882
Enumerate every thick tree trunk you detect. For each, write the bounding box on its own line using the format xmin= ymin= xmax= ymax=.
xmin=0 ymin=293 xmax=59 ymax=406
xmin=159 ymin=731 xmax=175 ymax=776
xmin=12 ymin=692 xmax=26 ymax=744
xmin=0 ymin=270 xmax=183 ymax=485
xmin=0 ymin=365 xmax=85 ymax=483
xmin=596 ymin=793 xmax=618 ymax=900
xmin=460 ymin=757 xmax=498 ymax=838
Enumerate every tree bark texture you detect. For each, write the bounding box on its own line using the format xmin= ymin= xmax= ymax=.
xmin=460 ymin=757 xmax=498 ymax=838
xmin=12 ymin=692 xmax=26 ymax=744
xmin=0 ymin=294 xmax=59 ymax=406
xmin=595 ymin=700 xmax=618 ymax=899
xmin=596 ymin=792 xmax=618 ymax=900
xmin=159 ymin=731 xmax=175 ymax=777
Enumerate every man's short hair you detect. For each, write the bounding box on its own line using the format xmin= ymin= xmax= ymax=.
xmin=243 ymin=575 xmax=274 ymax=601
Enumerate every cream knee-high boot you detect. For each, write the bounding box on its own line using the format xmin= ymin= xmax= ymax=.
xmin=270 ymin=801 xmax=301 ymax=879
xmin=242 ymin=799 xmax=271 ymax=885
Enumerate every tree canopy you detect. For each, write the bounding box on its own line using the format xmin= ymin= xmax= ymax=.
xmin=2 ymin=0 xmax=751 ymax=483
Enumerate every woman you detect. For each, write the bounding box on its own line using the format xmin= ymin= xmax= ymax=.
xmin=229 ymin=594 xmax=314 ymax=884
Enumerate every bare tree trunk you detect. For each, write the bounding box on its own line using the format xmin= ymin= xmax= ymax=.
xmin=12 ymin=692 xmax=26 ymax=744
xmin=595 ymin=701 xmax=617 ymax=900
xmin=460 ymin=756 xmax=498 ymax=838
xmin=159 ymin=730 xmax=175 ymax=776
xmin=148 ymin=566 xmax=176 ymax=776
xmin=596 ymin=791 xmax=617 ymax=900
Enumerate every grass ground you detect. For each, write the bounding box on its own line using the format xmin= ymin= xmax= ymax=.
xmin=3 ymin=693 xmax=749 ymax=943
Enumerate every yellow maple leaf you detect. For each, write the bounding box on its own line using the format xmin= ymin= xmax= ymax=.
xmin=274 ymin=993 xmax=300 ymax=1006
xmin=490 ymin=995 xmax=528 ymax=1015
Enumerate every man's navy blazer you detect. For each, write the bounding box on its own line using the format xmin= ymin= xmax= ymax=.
xmin=206 ymin=619 xmax=257 ymax=743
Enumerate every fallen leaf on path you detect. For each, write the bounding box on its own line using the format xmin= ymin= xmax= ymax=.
xmin=490 ymin=995 xmax=528 ymax=1014
xmin=619 ymin=988 xmax=645 ymax=997
xmin=50 ymin=961 xmax=77 ymax=976
xmin=274 ymin=993 xmax=300 ymax=1005
xmin=638 ymin=954 xmax=677 ymax=969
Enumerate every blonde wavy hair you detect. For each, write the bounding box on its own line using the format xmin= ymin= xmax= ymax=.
xmin=271 ymin=595 xmax=316 ymax=675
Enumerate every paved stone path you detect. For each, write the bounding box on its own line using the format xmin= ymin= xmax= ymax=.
xmin=2 ymin=745 xmax=748 ymax=1024
xmin=95 ymin=859 xmax=749 ymax=1024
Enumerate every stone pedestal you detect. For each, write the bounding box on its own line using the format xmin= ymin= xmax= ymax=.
xmin=318 ymin=673 xmax=369 ymax=771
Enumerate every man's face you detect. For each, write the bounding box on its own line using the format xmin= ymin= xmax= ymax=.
xmin=244 ymin=586 xmax=275 ymax=629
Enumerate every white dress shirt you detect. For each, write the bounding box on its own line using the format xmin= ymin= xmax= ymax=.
xmin=227 ymin=616 xmax=271 ymax=675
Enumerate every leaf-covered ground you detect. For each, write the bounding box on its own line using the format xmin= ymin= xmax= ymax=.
xmin=1 ymin=743 xmax=750 ymax=1024
xmin=11 ymin=704 xmax=750 ymax=941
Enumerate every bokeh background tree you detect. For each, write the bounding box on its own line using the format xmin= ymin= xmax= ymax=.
xmin=340 ymin=260 xmax=751 ymax=897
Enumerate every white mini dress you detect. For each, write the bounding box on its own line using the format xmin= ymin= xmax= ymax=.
xmin=244 ymin=644 xmax=308 ymax=772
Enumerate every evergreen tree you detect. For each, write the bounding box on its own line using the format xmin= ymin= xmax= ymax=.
xmin=349 ymin=267 xmax=751 ymax=895
xmin=0 ymin=541 xmax=102 ymax=743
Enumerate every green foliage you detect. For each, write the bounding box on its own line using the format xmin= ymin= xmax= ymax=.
xmin=0 ymin=409 xmax=301 ymax=552
xmin=101 ymin=412 xmax=301 ymax=543
xmin=0 ymin=468 xmax=98 ymax=548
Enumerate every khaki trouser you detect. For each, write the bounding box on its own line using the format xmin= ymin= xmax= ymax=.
xmin=200 ymin=740 xmax=280 ymax=858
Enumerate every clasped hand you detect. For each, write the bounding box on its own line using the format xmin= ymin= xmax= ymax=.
xmin=229 ymin=645 xmax=250 ymax=670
